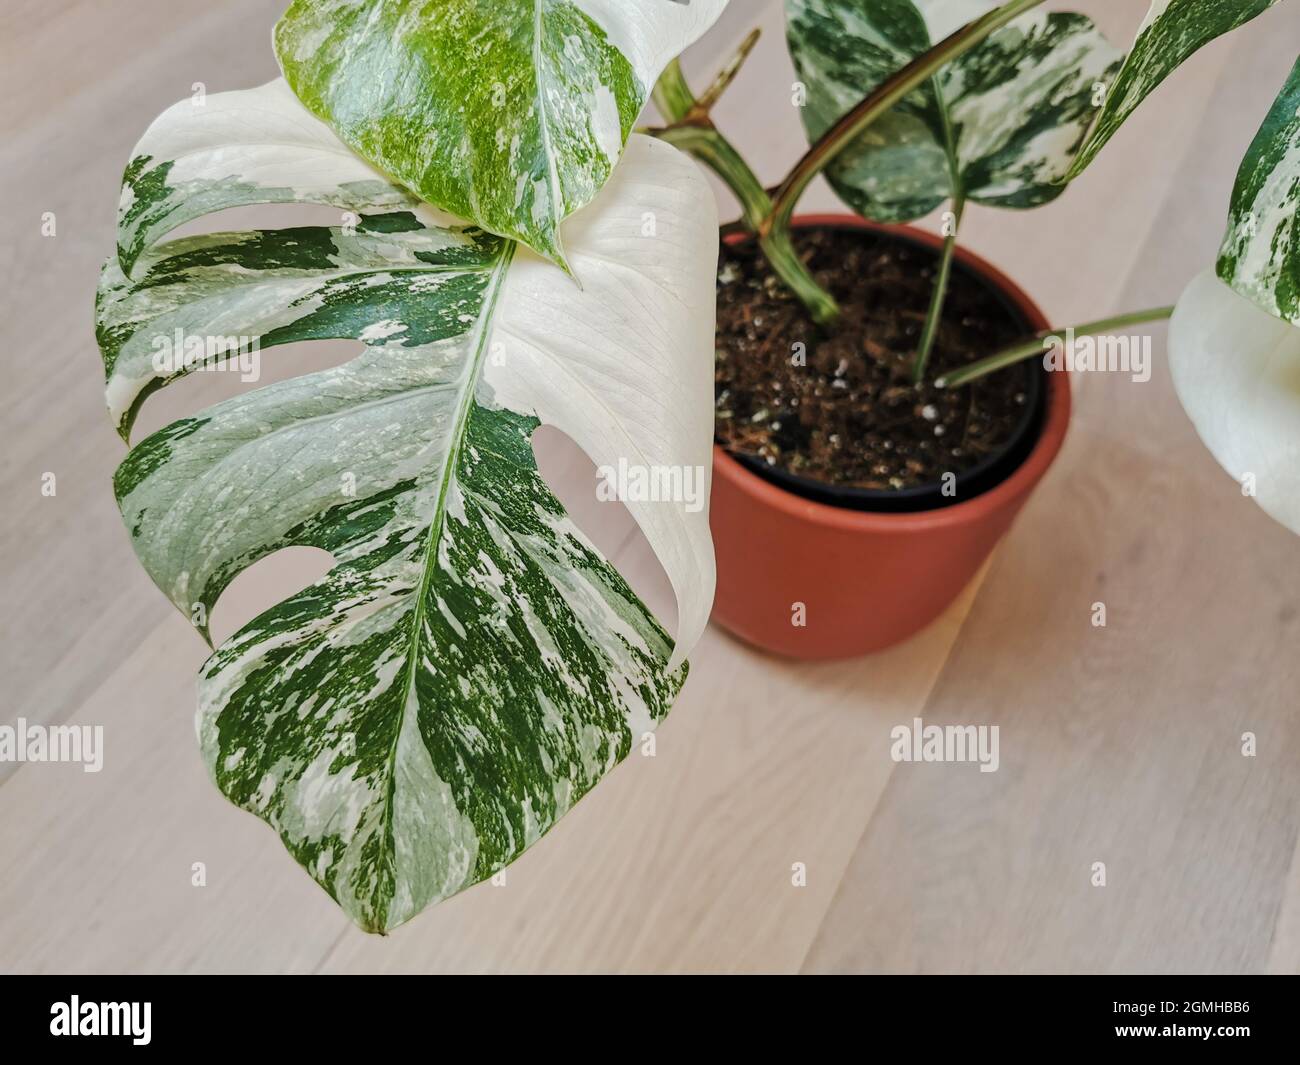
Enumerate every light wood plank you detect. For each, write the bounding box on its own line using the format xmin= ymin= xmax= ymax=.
xmin=804 ymin=427 xmax=1300 ymax=973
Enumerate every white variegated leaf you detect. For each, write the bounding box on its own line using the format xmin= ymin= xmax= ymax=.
xmin=1217 ymin=57 xmax=1300 ymax=326
xmin=1068 ymin=0 xmax=1283 ymax=177
xmin=116 ymin=79 xmax=417 ymax=275
xmin=1170 ymin=270 xmax=1300 ymax=536
xmin=273 ymin=0 xmax=729 ymax=270
xmin=97 ymin=86 xmax=718 ymax=933
xmin=785 ymin=0 xmax=1121 ymax=222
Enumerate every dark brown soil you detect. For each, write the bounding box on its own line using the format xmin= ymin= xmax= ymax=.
xmin=715 ymin=226 xmax=1035 ymax=491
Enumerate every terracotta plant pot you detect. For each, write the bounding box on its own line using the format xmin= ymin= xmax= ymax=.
xmin=709 ymin=215 xmax=1070 ymax=660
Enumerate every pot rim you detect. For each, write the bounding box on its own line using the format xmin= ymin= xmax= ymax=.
xmin=713 ymin=213 xmax=1071 ymax=534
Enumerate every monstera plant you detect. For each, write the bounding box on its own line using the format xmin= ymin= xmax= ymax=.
xmin=97 ymin=0 xmax=1300 ymax=933
xmin=98 ymin=0 xmax=728 ymax=934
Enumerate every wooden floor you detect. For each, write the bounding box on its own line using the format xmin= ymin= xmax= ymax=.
xmin=3 ymin=0 xmax=1299 ymax=974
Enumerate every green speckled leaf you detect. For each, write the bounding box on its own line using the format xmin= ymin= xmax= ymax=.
xmin=1216 ymin=57 xmax=1300 ymax=326
xmin=1067 ymin=0 xmax=1281 ymax=178
xmin=273 ymin=0 xmax=728 ymax=270
xmin=786 ymin=0 xmax=1120 ymax=222
xmin=97 ymin=86 xmax=718 ymax=933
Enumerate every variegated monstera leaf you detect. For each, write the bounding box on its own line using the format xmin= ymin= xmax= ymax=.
xmin=274 ymin=0 xmax=729 ymax=271
xmin=1217 ymin=56 xmax=1300 ymax=325
xmin=97 ymin=80 xmax=719 ymax=933
xmin=1068 ymin=0 xmax=1283 ymax=177
xmin=1171 ymin=58 xmax=1300 ymax=536
xmin=785 ymin=0 xmax=1121 ymax=222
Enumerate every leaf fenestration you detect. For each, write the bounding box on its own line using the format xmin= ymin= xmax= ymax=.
xmin=98 ymin=86 xmax=718 ymax=932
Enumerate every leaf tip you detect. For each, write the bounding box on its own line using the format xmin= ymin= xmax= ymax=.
xmin=546 ymin=241 xmax=578 ymax=283
xmin=192 ymin=614 xmax=214 ymax=650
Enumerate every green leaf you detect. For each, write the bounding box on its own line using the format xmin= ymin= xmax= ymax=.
xmin=98 ymin=83 xmax=719 ymax=933
xmin=273 ymin=0 xmax=729 ymax=270
xmin=1067 ymin=0 xmax=1282 ymax=178
xmin=1216 ymin=56 xmax=1300 ymax=326
xmin=785 ymin=0 xmax=1121 ymax=222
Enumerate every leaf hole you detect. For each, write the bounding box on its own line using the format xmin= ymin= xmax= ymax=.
xmin=531 ymin=425 xmax=679 ymax=638
xmin=207 ymin=546 xmax=335 ymax=647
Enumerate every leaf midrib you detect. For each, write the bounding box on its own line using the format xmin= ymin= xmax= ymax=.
xmin=377 ymin=237 xmax=517 ymax=921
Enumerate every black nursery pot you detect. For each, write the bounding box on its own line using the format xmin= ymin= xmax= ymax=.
xmin=723 ymin=221 xmax=1047 ymax=513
